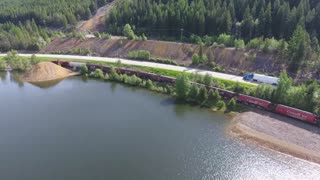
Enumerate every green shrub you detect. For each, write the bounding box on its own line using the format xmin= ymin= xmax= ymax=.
xmin=141 ymin=33 xmax=147 ymax=41
xmin=207 ymin=89 xmax=221 ymax=106
xmin=91 ymin=69 xmax=104 ymax=79
xmin=188 ymin=84 xmax=199 ymax=102
xmin=227 ymin=98 xmax=237 ymax=111
xmin=203 ymin=73 xmax=212 ymax=86
xmin=30 ymin=54 xmax=39 ymax=65
xmin=127 ymin=50 xmax=151 ymax=60
xmin=216 ymin=100 xmax=226 ymax=110
xmin=150 ymin=57 xmax=177 ymax=65
xmin=175 ymin=73 xmax=190 ymax=100
xmin=80 ymin=65 xmax=88 ymax=75
xmin=197 ymin=86 xmax=208 ymax=104
xmin=192 ymin=54 xmax=200 ymax=65
xmin=123 ymin=24 xmax=137 ymax=40
xmin=145 ymin=79 xmax=154 ymax=89
xmin=217 ymin=34 xmax=234 ymax=47
xmin=234 ymin=39 xmax=245 ymax=49
xmin=126 ymin=75 xmax=142 ymax=86
xmin=109 ymin=67 xmax=121 ymax=81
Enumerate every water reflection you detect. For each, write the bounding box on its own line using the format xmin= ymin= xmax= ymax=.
xmin=9 ymin=71 xmax=24 ymax=88
xmin=110 ymin=82 xmax=117 ymax=93
xmin=29 ymin=78 xmax=65 ymax=89
xmin=0 ymin=71 xmax=6 ymax=81
xmin=80 ymin=76 xmax=88 ymax=82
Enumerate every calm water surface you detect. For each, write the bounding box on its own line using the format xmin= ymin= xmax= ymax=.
xmin=0 ymin=72 xmax=319 ymax=180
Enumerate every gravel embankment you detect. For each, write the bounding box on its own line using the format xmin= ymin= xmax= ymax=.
xmin=231 ymin=110 xmax=320 ymax=164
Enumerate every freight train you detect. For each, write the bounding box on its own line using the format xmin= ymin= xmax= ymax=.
xmin=52 ymin=60 xmax=320 ymax=127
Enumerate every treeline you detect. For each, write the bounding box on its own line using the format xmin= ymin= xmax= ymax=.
xmin=107 ymin=0 xmax=320 ymax=41
xmin=1 ymin=51 xmax=39 ymax=71
xmin=0 ymin=0 xmax=111 ymax=28
xmin=0 ymin=0 xmax=113 ymax=51
xmin=0 ymin=21 xmax=55 ymax=51
xmin=107 ymin=0 xmax=320 ymax=72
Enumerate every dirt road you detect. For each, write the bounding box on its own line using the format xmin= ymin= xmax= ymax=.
xmin=76 ymin=1 xmax=118 ymax=32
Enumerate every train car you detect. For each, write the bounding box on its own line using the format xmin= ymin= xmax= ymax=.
xmin=69 ymin=62 xmax=86 ymax=68
xmin=87 ymin=63 xmax=100 ymax=71
xmin=275 ymin=104 xmax=318 ymax=124
xmin=51 ymin=60 xmax=71 ymax=68
xmin=216 ymin=88 xmax=236 ymax=99
xmin=237 ymin=94 xmax=272 ymax=109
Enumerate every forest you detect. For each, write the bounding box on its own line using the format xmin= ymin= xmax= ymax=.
xmin=107 ymin=0 xmax=320 ymax=40
xmin=0 ymin=0 xmax=110 ymax=52
xmin=107 ymin=0 xmax=320 ymax=72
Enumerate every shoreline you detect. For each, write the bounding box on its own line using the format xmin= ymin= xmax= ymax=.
xmin=230 ymin=111 xmax=320 ymax=164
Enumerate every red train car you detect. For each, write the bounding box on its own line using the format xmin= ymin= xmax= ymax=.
xmin=51 ymin=60 xmax=71 ymax=68
xmin=275 ymin=105 xmax=318 ymax=124
xmin=237 ymin=94 xmax=272 ymax=109
xmin=217 ymin=88 xmax=236 ymax=99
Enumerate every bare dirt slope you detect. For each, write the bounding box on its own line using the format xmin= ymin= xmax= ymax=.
xmin=41 ymin=37 xmax=320 ymax=81
xmin=76 ymin=1 xmax=117 ymax=32
xmin=23 ymin=62 xmax=78 ymax=82
xmin=231 ymin=111 xmax=320 ymax=164
xmin=41 ymin=37 xmax=285 ymax=74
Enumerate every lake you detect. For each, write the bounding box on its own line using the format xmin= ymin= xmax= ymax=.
xmin=0 ymin=72 xmax=319 ymax=180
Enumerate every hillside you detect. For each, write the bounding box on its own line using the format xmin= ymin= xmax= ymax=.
xmin=40 ymin=37 xmax=317 ymax=81
xmin=77 ymin=0 xmax=118 ymax=32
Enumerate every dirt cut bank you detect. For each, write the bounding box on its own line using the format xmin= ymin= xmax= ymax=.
xmin=23 ymin=62 xmax=78 ymax=82
xmin=230 ymin=111 xmax=320 ymax=164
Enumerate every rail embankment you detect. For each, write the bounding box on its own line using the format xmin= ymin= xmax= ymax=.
xmin=230 ymin=111 xmax=320 ymax=164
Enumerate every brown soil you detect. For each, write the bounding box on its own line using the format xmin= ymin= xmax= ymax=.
xmin=23 ymin=62 xmax=78 ymax=82
xmin=230 ymin=111 xmax=320 ymax=164
xmin=76 ymin=0 xmax=119 ymax=32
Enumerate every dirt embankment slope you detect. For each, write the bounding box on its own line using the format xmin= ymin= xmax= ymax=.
xmin=23 ymin=62 xmax=78 ymax=82
xmin=40 ymin=37 xmax=319 ymax=81
xmin=231 ymin=111 xmax=320 ymax=164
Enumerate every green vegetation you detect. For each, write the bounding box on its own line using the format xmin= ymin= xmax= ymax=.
xmin=127 ymin=50 xmax=151 ymax=60
xmin=1 ymin=51 xmax=38 ymax=71
xmin=0 ymin=0 xmax=108 ymax=28
xmin=175 ymin=73 xmax=190 ymax=100
xmin=107 ymin=0 xmax=320 ymax=71
xmin=83 ymin=66 xmax=174 ymax=95
xmin=127 ymin=50 xmax=178 ymax=65
xmin=175 ymin=73 xmax=237 ymax=111
xmin=122 ymin=24 xmax=148 ymax=40
xmin=253 ymin=71 xmax=320 ymax=114
xmin=52 ymin=48 xmax=92 ymax=56
xmin=108 ymin=0 xmax=320 ymax=41
xmin=0 ymin=0 xmax=111 ymax=51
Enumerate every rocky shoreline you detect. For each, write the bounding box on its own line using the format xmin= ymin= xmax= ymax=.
xmin=230 ymin=111 xmax=320 ymax=164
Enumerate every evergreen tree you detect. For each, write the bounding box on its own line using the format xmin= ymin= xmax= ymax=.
xmin=197 ymin=86 xmax=208 ymax=104
xmin=176 ymin=73 xmax=190 ymax=100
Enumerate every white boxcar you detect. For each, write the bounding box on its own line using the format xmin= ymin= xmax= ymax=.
xmin=243 ymin=73 xmax=279 ymax=85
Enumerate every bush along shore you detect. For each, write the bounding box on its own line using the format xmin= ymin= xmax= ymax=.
xmin=80 ymin=65 xmax=239 ymax=112
xmin=0 ymin=51 xmax=39 ymax=71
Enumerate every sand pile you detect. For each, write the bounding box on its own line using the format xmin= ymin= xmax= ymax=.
xmin=23 ymin=62 xmax=78 ymax=82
